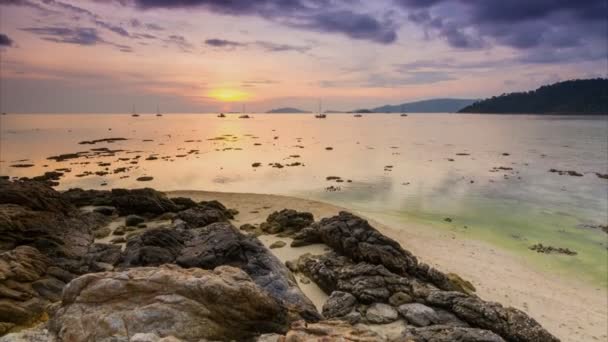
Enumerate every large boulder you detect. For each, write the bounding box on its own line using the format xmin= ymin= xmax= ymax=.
xmin=175 ymin=206 xmax=228 ymax=228
xmin=0 ymin=179 xmax=73 ymax=214
xmin=120 ymin=224 xmax=321 ymax=323
xmin=49 ymin=265 xmax=289 ymax=341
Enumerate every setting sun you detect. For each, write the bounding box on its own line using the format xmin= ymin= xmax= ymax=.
xmin=208 ymin=88 xmax=250 ymax=102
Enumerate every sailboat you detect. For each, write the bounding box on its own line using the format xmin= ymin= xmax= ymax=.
xmin=400 ymin=104 xmax=408 ymax=117
xmin=239 ymin=103 xmax=250 ymax=118
xmin=314 ymin=99 xmax=326 ymax=118
xmin=156 ymin=105 xmax=162 ymax=116
xmin=131 ymin=104 xmax=140 ymax=117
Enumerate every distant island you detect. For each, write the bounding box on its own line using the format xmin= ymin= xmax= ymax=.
xmin=459 ymin=78 xmax=608 ymax=114
xmin=267 ymin=107 xmax=311 ymax=113
xmin=353 ymin=98 xmax=477 ymax=113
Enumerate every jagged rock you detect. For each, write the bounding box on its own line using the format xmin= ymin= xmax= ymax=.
xmin=0 ymin=327 xmax=53 ymax=342
xmin=308 ymin=212 xmax=470 ymax=293
xmin=49 ymin=265 xmax=289 ymax=341
xmin=425 ymin=291 xmax=559 ymax=342
xmin=280 ymin=320 xmax=381 ymax=341
xmin=297 ymin=253 xmax=410 ymax=304
xmin=110 ymin=188 xmax=178 ymax=215
xmin=120 ymin=224 xmax=321 ymax=323
xmin=92 ymin=206 xmax=115 ymax=216
xmin=261 ymin=209 xmax=314 ymax=234
xmin=175 ymin=206 xmax=228 ymax=228
xmin=198 ymin=200 xmax=238 ymax=219
xmin=125 ymin=215 xmax=145 ymax=227
xmin=397 ymin=303 xmax=440 ymax=327
xmin=0 ymin=180 xmax=73 ymax=214
xmin=0 ymin=246 xmax=52 ymax=332
xmin=399 ymin=325 xmax=505 ymax=342
xmin=365 ymin=303 xmax=398 ymax=324
xmin=322 ymin=291 xmax=357 ymax=318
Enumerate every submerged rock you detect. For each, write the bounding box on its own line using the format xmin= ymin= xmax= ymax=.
xmin=49 ymin=265 xmax=289 ymax=341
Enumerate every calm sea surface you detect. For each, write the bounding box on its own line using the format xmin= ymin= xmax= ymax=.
xmin=1 ymin=113 xmax=607 ymax=285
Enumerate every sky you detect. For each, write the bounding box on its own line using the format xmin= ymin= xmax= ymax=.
xmin=0 ymin=0 xmax=606 ymax=113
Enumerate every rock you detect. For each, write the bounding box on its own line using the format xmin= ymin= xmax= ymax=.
xmin=126 ymin=214 xmax=145 ymax=227
xmin=285 ymin=260 xmax=298 ymax=273
xmin=49 ymin=265 xmax=289 ymax=341
xmin=425 ymin=290 xmax=559 ymax=342
xmin=290 ymin=226 xmax=321 ymax=247
xmin=280 ymin=320 xmax=381 ymax=341
xmin=110 ymin=188 xmax=178 ymax=215
xmin=61 ymin=188 xmax=112 ymax=207
xmin=136 ymin=176 xmax=154 ymax=182
xmin=529 ymin=243 xmax=577 ymax=255
xmin=168 ymin=197 xmax=197 ymax=210
xmin=322 ymin=291 xmax=357 ymax=318
xmin=110 ymin=237 xmax=126 ymax=244
xmin=175 ymin=206 xmax=228 ymax=228
xmin=120 ymin=224 xmax=321 ymax=323
xmin=398 ymin=303 xmax=440 ymax=327
xmin=0 ymin=327 xmax=53 ymax=342
xmin=365 ymin=303 xmax=398 ymax=324
xmin=92 ymin=226 xmax=111 ymax=239
xmin=0 ymin=179 xmax=73 ymax=214
xmin=92 ymin=206 xmax=115 ymax=216
xmin=199 ymin=200 xmax=238 ymax=219
xmin=269 ymin=241 xmax=287 ymax=249
xmin=240 ymin=223 xmax=258 ymax=232
xmin=112 ymin=225 xmax=126 ymax=236
xmin=400 ymin=325 xmax=505 ymax=342
xmin=389 ymin=292 xmax=413 ymax=306
xmin=261 ymin=209 xmax=314 ymax=235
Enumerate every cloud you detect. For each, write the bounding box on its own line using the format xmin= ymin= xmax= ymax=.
xmin=395 ymin=0 xmax=607 ymax=61
xmin=20 ymin=26 xmax=133 ymax=52
xmin=204 ymin=38 xmax=244 ymax=48
xmin=0 ymin=33 xmax=13 ymax=46
xmin=129 ymin=0 xmax=399 ymax=44
xmin=163 ymin=34 xmax=193 ymax=52
xmin=205 ymin=37 xmax=310 ymax=53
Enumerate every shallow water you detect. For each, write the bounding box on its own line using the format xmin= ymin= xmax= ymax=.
xmin=1 ymin=113 xmax=607 ymax=285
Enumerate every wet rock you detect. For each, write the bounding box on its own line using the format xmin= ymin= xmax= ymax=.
xmin=136 ymin=176 xmax=154 ymax=182
xmin=322 ymin=291 xmax=357 ymax=318
xmin=291 ymin=226 xmax=321 ymax=247
xmin=61 ymin=188 xmax=112 ymax=207
xmin=548 ymin=169 xmax=583 ymax=177
xmin=125 ymin=214 xmax=145 ymax=226
xmin=261 ymin=209 xmax=314 ymax=235
xmin=49 ymin=265 xmax=289 ymax=341
xmin=398 ymin=303 xmax=440 ymax=327
xmin=0 ymin=179 xmax=73 ymax=214
xmin=400 ymin=325 xmax=505 ymax=342
xmin=365 ymin=303 xmax=399 ymax=324
xmin=92 ymin=206 xmax=115 ymax=216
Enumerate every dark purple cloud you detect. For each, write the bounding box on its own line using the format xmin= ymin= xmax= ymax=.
xmin=204 ymin=38 xmax=244 ymax=48
xmin=205 ymin=38 xmax=310 ymax=53
xmin=0 ymin=33 xmax=13 ymax=46
xmin=129 ymin=0 xmax=398 ymax=44
xmin=20 ymin=26 xmax=133 ymax=52
xmin=396 ymin=0 xmax=607 ymax=55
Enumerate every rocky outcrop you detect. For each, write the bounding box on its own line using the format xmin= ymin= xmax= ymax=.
xmin=49 ymin=265 xmax=289 ymax=341
xmin=120 ymin=224 xmax=321 ymax=323
xmin=261 ymin=209 xmax=314 ymax=234
xmin=276 ymin=320 xmax=381 ymax=341
xmin=399 ymin=325 xmax=505 ymax=342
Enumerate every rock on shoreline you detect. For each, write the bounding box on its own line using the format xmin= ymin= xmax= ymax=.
xmin=0 ymin=179 xmax=559 ymax=341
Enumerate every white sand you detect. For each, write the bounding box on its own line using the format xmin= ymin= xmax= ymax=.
xmin=170 ymin=190 xmax=607 ymax=342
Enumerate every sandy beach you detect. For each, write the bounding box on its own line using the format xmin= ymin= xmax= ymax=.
xmin=170 ymin=190 xmax=608 ymax=342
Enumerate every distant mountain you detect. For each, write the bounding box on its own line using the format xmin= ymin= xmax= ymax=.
xmin=266 ymin=107 xmax=310 ymax=113
xmin=354 ymin=98 xmax=477 ymax=113
xmin=459 ymin=79 xmax=608 ymax=114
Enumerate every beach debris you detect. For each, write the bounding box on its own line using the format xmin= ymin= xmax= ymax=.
xmin=594 ymin=172 xmax=607 ymax=179
xmin=529 ymin=243 xmax=577 ymax=255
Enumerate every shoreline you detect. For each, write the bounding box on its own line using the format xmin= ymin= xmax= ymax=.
xmin=170 ymin=190 xmax=608 ymax=342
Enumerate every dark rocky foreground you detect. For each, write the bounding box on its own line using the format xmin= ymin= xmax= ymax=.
xmin=0 ymin=179 xmax=559 ymax=341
